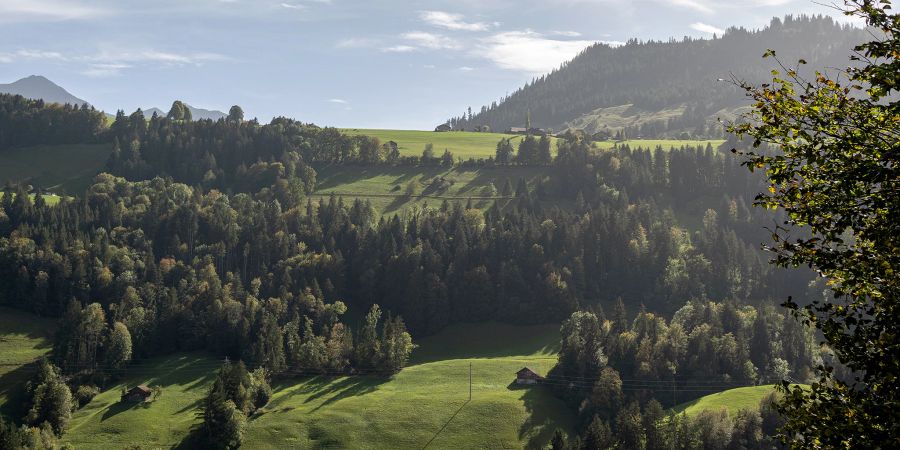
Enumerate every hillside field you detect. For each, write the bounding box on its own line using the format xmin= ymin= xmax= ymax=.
xmin=0 ymin=144 xmax=112 ymax=194
xmin=312 ymin=165 xmax=550 ymax=216
xmin=341 ymin=129 xmax=559 ymax=160
xmin=0 ymin=307 xmax=56 ymax=420
xmin=342 ymin=128 xmax=724 ymax=160
xmin=672 ymin=385 xmax=776 ymax=417
xmin=62 ymin=322 xmax=575 ymax=449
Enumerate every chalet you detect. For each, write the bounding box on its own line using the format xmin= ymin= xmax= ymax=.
xmin=507 ymin=127 xmax=527 ymax=134
xmin=515 ymin=367 xmax=545 ymax=385
xmin=121 ymin=385 xmax=152 ymax=403
xmin=434 ymin=124 xmax=452 ymax=132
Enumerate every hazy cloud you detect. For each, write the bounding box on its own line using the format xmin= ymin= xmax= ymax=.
xmin=82 ymin=63 xmax=132 ymax=78
xmin=477 ymin=31 xmax=595 ymax=74
xmin=690 ymin=22 xmax=725 ymax=34
xmin=328 ymin=98 xmax=348 ymax=104
xmin=401 ymin=31 xmax=461 ymax=50
xmin=382 ymin=45 xmax=417 ymax=53
xmin=420 ymin=11 xmax=491 ymax=31
xmin=0 ymin=0 xmax=110 ymax=22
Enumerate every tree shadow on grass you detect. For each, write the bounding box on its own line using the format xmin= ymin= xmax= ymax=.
xmin=512 ymin=382 xmax=574 ymax=450
xmin=0 ymin=363 xmax=38 ymax=419
xmin=100 ymin=400 xmax=144 ymax=421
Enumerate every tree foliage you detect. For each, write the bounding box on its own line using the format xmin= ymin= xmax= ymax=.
xmin=729 ymin=1 xmax=900 ymax=446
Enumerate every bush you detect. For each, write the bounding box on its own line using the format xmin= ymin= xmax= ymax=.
xmin=74 ymin=385 xmax=100 ymax=408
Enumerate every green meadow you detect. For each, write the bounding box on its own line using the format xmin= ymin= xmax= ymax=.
xmin=341 ymin=129 xmax=558 ymax=160
xmin=312 ymin=165 xmax=548 ymax=216
xmin=672 ymin=385 xmax=777 ymax=418
xmin=61 ymin=322 xmax=575 ymax=449
xmin=0 ymin=307 xmax=56 ymax=420
xmin=0 ymin=144 xmax=112 ymax=194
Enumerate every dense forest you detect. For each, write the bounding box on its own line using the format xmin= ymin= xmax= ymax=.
xmin=449 ymin=15 xmax=866 ymax=137
xmin=0 ymin=82 xmax=824 ymax=448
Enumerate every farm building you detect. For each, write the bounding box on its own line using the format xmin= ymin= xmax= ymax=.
xmin=507 ymin=127 xmax=527 ymax=134
xmin=121 ymin=385 xmax=153 ymax=403
xmin=515 ymin=367 xmax=545 ymax=385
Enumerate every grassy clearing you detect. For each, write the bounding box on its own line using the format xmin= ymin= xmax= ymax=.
xmin=64 ymin=353 xmax=219 ymax=449
xmin=0 ymin=144 xmax=111 ymax=194
xmin=312 ymin=165 xmax=547 ymax=216
xmin=0 ymin=192 xmax=63 ymax=206
xmin=342 ymin=128 xmax=724 ymax=160
xmin=341 ymin=129 xmax=558 ymax=160
xmin=63 ymin=322 xmax=574 ymax=449
xmin=0 ymin=307 xmax=57 ymax=419
xmin=672 ymin=385 xmax=776 ymax=417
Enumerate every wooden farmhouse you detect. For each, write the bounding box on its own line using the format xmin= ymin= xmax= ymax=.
xmin=515 ymin=367 xmax=545 ymax=385
xmin=121 ymin=385 xmax=153 ymax=403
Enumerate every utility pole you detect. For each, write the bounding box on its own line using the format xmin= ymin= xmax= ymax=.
xmin=468 ymin=363 xmax=472 ymax=401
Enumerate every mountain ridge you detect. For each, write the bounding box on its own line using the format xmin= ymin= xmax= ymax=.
xmin=450 ymin=15 xmax=868 ymax=138
xmin=0 ymin=75 xmax=90 ymax=107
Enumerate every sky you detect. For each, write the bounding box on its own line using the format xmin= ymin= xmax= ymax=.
xmin=0 ymin=0 xmax=850 ymax=129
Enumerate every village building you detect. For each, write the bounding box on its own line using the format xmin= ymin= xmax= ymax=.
xmin=121 ymin=385 xmax=153 ymax=403
xmin=515 ymin=367 xmax=545 ymax=385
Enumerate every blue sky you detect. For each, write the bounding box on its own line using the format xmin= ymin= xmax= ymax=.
xmin=0 ymin=0 xmax=846 ymax=129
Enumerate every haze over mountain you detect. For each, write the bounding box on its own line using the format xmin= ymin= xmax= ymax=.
xmin=451 ymin=15 xmax=867 ymax=138
xmin=0 ymin=75 xmax=89 ymax=107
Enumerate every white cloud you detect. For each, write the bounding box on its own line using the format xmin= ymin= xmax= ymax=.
xmin=476 ymin=31 xmax=595 ymax=74
xmin=336 ymin=37 xmax=380 ymax=49
xmin=11 ymin=49 xmax=68 ymax=61
xmin=666 ymin=0 xmax=714 ymax=13
xmin=420 ymin=11 xmax=491 ymax=31
xmin=90 ymin=50 xmax=229 ymax=65
xmin=0 ymin=0 xmax=109 ymax=22
xmin=423 ymin=64 xmax=436 ymax=69
xmin=690 ymin=22 xmax=725 ymax=34
xmin=458 ymin=66 xmax=475 ymax=71
xmin=328 ymin=98 xmax=348 ymax=104
xmin=382 ymin=45 xmax=417 ymax=53
xmin=280 ymin=3 xmax=305 ymax=10
xmin=402 ymin=31 xmax=460 ymax=50
xmin=82 ymin=63 xmax=131 ymax=77
xmin=553 ymin=31 xmax=583 ymax=37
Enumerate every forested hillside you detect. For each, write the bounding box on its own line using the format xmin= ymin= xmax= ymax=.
xmin=450 ymin=15 xmax=866 ymax=138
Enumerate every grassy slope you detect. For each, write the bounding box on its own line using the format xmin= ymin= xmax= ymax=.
xmin=342 ymin=128 xmax=724 ymax=160
xmin=672 ymin=385 xmax=776 ymax=417
xmin=341 ymin=129 xmax=560 ymax=160
xmin=312 ymin=165 xmax=548 ymax=216
xmin=0 ymin=144 xmax=111 ymax=194
xmin=0 ymin=192 xmax=63 ymax=206
xmin=0 ymin=307 xmax=57 ymax=419
xmin=64 ymin=322 xmax=575 ymax=449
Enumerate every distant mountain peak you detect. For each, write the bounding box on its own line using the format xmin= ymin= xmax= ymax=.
xmin=143 ymin=103 xmax=228 ymax=121
xmin=0 ymin=75 xmax=90 ymax=107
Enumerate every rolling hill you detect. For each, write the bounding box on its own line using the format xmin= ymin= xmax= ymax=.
xmin=61 ymin=322 xmax=574 ymax=449
xmin=450 ymin=15 xmax=868 ymax=138
xmin=672 ymin=386 xmax=777 ymax=417
xmin=0 ymin=75 xmax=89 ymax=106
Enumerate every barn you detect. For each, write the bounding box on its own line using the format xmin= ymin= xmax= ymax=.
xmin=515 ymin=367 xmax=545 ymax=385
xmin=121 ymin=385 xmax=153 ymax=403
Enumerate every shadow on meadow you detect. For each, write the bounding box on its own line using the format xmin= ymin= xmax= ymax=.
xmin=512 ymin=382 xmax=573 ymax=450
xmin=0 ymin=363 xmax=38 ymax=419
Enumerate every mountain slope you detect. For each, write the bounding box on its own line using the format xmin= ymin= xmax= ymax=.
xmin=144 ymin=104 xmax=227 ymax=121
xmin=0 ymin=75 xmax=89 ymax=106
xmin=452 ymin=15 xmax=868 ymax=138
